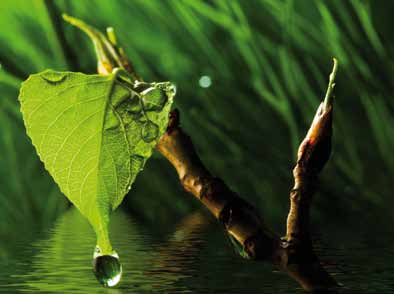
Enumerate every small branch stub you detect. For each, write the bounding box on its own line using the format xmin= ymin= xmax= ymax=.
xmin=286 ymin=58 xmax=339 ymax=246
xmin=296 ymin=58 xmax=338 ymax=177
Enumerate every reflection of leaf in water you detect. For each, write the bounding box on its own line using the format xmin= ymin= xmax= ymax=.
xmin=13 ymin=208 xmax=155 ymax=293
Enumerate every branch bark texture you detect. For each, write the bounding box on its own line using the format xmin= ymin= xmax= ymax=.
xmin=156 ymin=60 xmax=339 ymax=292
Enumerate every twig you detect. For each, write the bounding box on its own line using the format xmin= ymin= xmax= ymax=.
xmin=156 ymin=107 xmax=338 ymax=292
xmin=286 ymin=59 xmax=337 ymax=246
xmin=157 ymin=109 xmax=279 ymax=260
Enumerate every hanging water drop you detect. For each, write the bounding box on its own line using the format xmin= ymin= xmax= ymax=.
xmin=93 ymin=248 xmax=122 ymax=287
xmin=141 ymin=120 xmax=159 ymax=143
xmin=41 ymin=70 xmax=67 ymax=83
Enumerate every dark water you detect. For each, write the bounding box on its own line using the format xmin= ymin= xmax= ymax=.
xmin=1 ymin=208 xmax=393 ymax=293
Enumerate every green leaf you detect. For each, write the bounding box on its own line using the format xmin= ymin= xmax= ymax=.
xmin=18 ymin=69 xmax=174 ymax=254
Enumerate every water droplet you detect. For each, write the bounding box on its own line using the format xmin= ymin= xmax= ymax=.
xmin=141 ymin=87 xmax=167 ymax=112
xmin=135 ymin=113 xmax=148 ymax=125
xmin=166 ymin=83 xmax=176 ymax=98
xmin=41 ymin=71 xmax=67 ymax=83
xmin=117 ymin=94 xmax=142 ymax=116
xmin=131 ymin=155 xmax=145 ymax=174
xmin=111 ymin=84 xmax=131 ymax=107
xmin=198 ymin=75 xmax=212 ymax=88
xmin=126 ymin=95 xmax=142 ymax=114
xmin=93 ymin=250 xmax=122 ymax=287
xmin=141 ymin=120 xmax=159 ymax=143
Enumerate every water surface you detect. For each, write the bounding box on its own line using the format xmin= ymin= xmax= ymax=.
xmin=1 ymin=208 xmax=393 ymax=293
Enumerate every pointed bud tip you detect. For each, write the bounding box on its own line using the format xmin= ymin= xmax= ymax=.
xmin=332 ymin=57 xmax=339 ymax=77
xmin=62 ymin=13 xmax=72 ymax=23
xmin=106 ymin=27 xmax=117 ymax=45
xmin=61 ymin=14 xmax=91 ymax=31
xmin=323 ymin=58 xmax=339 ymax=111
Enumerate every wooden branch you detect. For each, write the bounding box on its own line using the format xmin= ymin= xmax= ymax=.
xmin=156 ymin=109 xmax=337 ymax=292
xmin=283 ymin=59 xmax=339 ymax=292
xmin=286 ymin=104 xmax=332 ymax=246
xmin=286 ymin=59 xmax=337 ymax=246
xmin=157 ymin=110 xmax=279 ymax=260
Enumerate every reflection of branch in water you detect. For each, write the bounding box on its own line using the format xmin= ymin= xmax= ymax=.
xmin=146 ymin=212 xmax=210 ymax=284
xmin=142 ymin=211 xmax=222 ymax=294
xmin=157 ymin=60 xmax=339 ymax=293
xmin=169 ymin=211 xmax=211 ymax=243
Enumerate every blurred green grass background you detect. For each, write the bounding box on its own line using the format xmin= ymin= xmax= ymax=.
xmin=1 ymin=0 xmax=393 ymax=260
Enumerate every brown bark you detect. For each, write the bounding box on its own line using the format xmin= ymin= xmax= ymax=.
xmin=157 ymin=110 xmax=279 ymax=260
xmin=157 ymin=108 xmax=338 ymax=292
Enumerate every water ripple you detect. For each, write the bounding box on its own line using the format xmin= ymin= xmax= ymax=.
xmin=0 ymin=208 xmax=393 ymax=293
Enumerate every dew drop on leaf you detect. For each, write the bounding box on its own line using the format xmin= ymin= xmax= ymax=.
xmin=40 ymin=71 xmax=67 ymax=83
xmin=117 ymin=95 xmax=142 ymax=118
xmin=111 ymin=83 xmax=131 ymax=107
xmin=126 ymin=95 xmax=142 ymax=114
xmin=135 ymin=113 xmax=147 ymax=124
xmin=141 ymin=120 xmax=159 ymax=142
xmin=142 ymin=87 xmax=167 ymax=112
